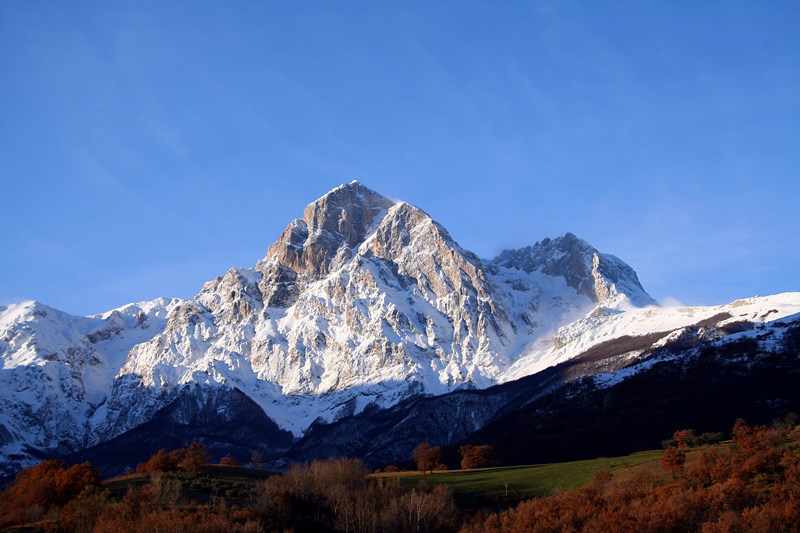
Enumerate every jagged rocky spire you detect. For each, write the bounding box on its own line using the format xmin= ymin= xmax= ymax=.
xmin=264 ymin=181 xmax=396 ymax=279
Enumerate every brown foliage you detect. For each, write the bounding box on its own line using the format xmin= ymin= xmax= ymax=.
xmin=460 ymin=444 xmax=501 ymax=470
xmin=688 ymin=446 xmax=733 ymax=487
xmin=661 ymin=447 xmax=686 ymax=479
xmin=59 ymin=485 xmax=110 ymax=533
xmin=250 ymin=456 xmax=458 ymax=532
xmin=413 ymin=442 xmax=442 ymax=474
xmin=93 ymin=504 xmax=261 ymax=533
xmin=4 ymin=418 xmax=798 ymax=532
xmin=462 ymin=419 xmax=800 ymax=533
xmin=731 ymin=421 xmax=783 ymax=482
xmin=0 ymin=459 xmax=102 ymax=529
xmin=180 ymin=441 xmax=210 ymax=476
xmin=673 ymin=429 xmax=696 ymax=448
xmin=219 ymin=455 xmax=238 ymax=466
xmin=136 ymin=447 xmax=185 ymax=474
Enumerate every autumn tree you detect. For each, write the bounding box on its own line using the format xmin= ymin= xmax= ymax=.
xmin=661 ymin=446 xmax=686 ymax=479
xmin=413 ymin=442 xmax=441 ymax=475
xmin=731 ymin=420 xmax=783 ymax=480
xmin=673 ymin=428 xmax=696 ymax=448
xmin=137 ymin=448 xmax=180 ymax=474
xmin=0 ymin=459 xmax=102 ymax=529
xmin=180 ymin=441 xmax=210 ymax=476
xmin=460 ymin=444 xmax=501 ymax=469
xmin=59 ymin=485 xmax=110 ymax=533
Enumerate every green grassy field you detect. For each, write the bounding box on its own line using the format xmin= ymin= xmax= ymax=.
xmin=392 ymin=450 xmax=664 ymax=506
xmin=101 ymin=452 xmax=666 ymax=509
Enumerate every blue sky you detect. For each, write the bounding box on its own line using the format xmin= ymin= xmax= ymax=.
xmin=1 ymin=1 xmax=798 ymax=316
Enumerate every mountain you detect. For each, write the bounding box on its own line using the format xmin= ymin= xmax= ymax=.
xmin=279 ymin=293 xmax=800 ymax=468
xmin=1 ymin=181 xmax=797 ymax=477
xmin=0 ymin=298 xmax=181 ymax=476
xmin=95 ymin=182 xmax=655 ymax=442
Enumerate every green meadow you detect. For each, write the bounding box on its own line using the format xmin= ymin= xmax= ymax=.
xmin=391 ymin=450 xmax=664 ymax=506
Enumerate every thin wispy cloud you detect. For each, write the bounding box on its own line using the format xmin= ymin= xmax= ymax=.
xmin=1 ymin=2 xmax=797 ymax=314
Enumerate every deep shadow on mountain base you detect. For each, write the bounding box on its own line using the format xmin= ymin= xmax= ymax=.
xmin=43 ymin=323 xmax=800 ymax=480
xmin=63 ymin=386 xmax=294 ymax=477
xmin=462 ymin=327 xmax=800 ymax=467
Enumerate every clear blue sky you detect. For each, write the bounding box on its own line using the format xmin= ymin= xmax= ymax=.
xmin=1 ymin=1 xmax=798 ymax=316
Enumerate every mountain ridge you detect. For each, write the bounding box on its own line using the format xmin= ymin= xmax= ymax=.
xmin=2 ymin=181 xmax=796 ymax=477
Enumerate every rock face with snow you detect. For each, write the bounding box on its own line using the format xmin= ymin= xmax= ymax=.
xmin=96 ymin=182 xmax=656 ymax=444
xmin=1 ymin=181 xmax=797 ymax=477
xmin=492 ymin=233 xmax=656 ymax=307
xmin=99 ymin=182 xmax=521 ymax=441
xmin=0 ymin=299 xmax=182 ymax=476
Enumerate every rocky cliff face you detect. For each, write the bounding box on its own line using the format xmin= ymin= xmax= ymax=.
xmin=2 ymin=180 xmax=703 ymax=476
xmin=265 ymin=182 xmax=396 ymax=282
xmin=98 ymin=183 xmax=527 ymax=441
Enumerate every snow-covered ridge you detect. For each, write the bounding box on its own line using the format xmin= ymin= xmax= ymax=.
xmin=0 ymin=298 xmax=182 ymax=476
xmin=501 ymin=292 xmax=800 ymax=383
xmin=1 ymin=181 xmax=796 ymax=476
xmin=588 ymin=293 xmax=800 ymax=390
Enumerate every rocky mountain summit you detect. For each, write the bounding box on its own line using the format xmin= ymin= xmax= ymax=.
xmin=100 ymin=182 xmax=655 ymax=438
xmin=492 ymin=233 xmax=656 ymax=307
xmin=2 ymin=181 xmax=797 ymax=477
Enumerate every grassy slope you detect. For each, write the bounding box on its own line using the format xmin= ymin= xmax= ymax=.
xmin=382 ymin=450 xmax=664 ymax=506
xmin=107 ymin=446 xmax=756 ymax=510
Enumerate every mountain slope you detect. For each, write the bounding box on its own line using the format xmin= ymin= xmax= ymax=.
xmin=2 ymin=181 xmax=795 ymax=478
xmin=97 ymin=181 xmax=652 ymax=448
xmin=272 ymin=293 xmax=800 ymax=468
xmin=0 ymin=298 xmax=181 ymax=476
xmin=465 ymin=304 xmax=800 ymax=465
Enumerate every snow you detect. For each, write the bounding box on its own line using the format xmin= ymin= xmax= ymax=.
xmin=0 ymin=297 xmax=183 ymax=475
xmin=505 ymin=292 xmax=800 ymax=384
xmin=2 ymin=179 xmax=798 ymax=476
xmin=96 ymin=208 xmax=664 ymax=441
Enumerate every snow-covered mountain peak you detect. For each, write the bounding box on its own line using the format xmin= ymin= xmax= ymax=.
xmin=98 ymin=184 xmax=663 ymax=435
xmin=491 ymin=233 xmax=655 ymax=307
xmin=13 ymin=181 xmax=793 ymax=478
xmin=95 ymin=183 xmax=529 ymax=439
xmin=262 ymin=181 xmax=396 ymax=280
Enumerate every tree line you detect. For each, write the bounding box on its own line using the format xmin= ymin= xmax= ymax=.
xmin=462 ymin=418 xmax=800 ymax=532
xmin=1 ymin=417 xmax=799 ymax=532
xmin=0 ymin=443 xmax=461 ymax=532
xmin=411 ymin=442 xmax=501 ymax=473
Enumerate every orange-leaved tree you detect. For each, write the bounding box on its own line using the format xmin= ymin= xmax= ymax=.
xmin=661 ymin=446 xmax=686 ymax=479
xmin=413 ymin=442 xmax=441 ymax=475
xmin=459 ymin=444 xmax=501 ymax=469
xmin=180 ymin=441 xmax=210 ymax=476
xmin=0 ymin=459 xmax=102 ymax=529
xmin=673 ymin=429 xmax=696 ymax=448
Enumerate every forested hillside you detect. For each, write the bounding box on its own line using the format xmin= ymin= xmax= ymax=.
xmin=1 ymin=418 xmax=798 ymax=532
